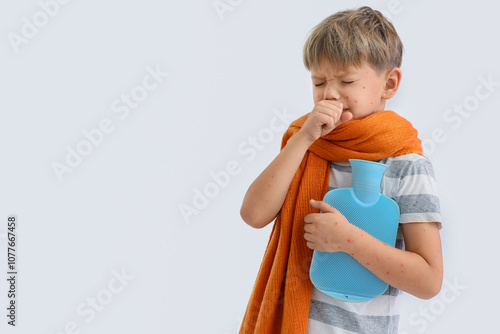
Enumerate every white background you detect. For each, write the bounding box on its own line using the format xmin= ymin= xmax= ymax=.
xmin=1 ymin=0 xmax=499 ymax=333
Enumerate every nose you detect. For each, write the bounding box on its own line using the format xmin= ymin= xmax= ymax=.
xmin=324 ymin=84 xmax=341 ymax=101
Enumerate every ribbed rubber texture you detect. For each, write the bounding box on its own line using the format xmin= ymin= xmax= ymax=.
xmin=310 ymin=188 xmax=400 ymax=302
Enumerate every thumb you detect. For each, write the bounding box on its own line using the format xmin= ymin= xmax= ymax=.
xmin=309 ymin=199 xmax=336 ymax=213
xmin=336 ymin=111 xmax=353 ymax=127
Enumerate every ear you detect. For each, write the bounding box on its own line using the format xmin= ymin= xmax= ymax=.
xmin=381 ymin=67 xmax=402 ymax=100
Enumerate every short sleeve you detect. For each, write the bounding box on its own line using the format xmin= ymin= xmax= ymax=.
xmin=384 ymin=155 xmax=442 ymax=228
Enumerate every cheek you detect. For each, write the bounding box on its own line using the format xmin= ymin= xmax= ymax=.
xmin=313 ymin=87 xmax=323 ymax=101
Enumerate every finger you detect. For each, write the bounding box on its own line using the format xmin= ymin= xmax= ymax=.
xmin=316 ymin=102 xmax=343 ymax=119
xmin=315 ymin=112 xmax=335 ymax=131
xmin=304 ymin=213 xmax=319 ymax=224
xmin=303 ymin=223 xmax=314 ymax=233
xmin=306 ymin=241 xmax=316 ymax=250
xmin=335 ymin=111 xmax=353 ymax=127
xmin=311 ymin=110 xmax=337 ymax=137
xmin=309 ymin=199 xmax=336 ymax=213
xmin=320 ymin=100 xmax=343 ymax=109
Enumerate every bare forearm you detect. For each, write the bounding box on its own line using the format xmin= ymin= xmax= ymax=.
xmin=240 ymin=132 xmax=312 ymax=228
xmin=342 ymin=224 xmax=443 ymax=299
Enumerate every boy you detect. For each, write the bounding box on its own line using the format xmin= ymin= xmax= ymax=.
xmin=239 ymin=6 xmax=443 ymax=334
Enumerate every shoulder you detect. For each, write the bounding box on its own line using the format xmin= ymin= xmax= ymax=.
xmin=379 ymin=154 xmax=436 ymax=181
xmin=380 ymin=154 xmax=442 ymax=226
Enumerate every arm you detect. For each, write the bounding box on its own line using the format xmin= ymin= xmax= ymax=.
xmin=240 ymin=131 xmax=313 ymax=228
xmin=304 ymin=200 xmax=443 ymax=299
xmin=240 ymin=101 xmax=353 ymax=229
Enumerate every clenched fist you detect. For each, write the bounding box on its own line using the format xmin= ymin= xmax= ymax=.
xmin=299 ymin=100 xmax=353 ymax=145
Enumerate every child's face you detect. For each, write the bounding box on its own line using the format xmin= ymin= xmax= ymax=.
xmin=311 ymin=58 xmax=390 ymax=120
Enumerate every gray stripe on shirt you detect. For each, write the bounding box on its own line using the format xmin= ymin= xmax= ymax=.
xmin=383 ymin=159 xmax=436 ymax=180
xmin=309 ymin=300 xmax=400 ymax=333
xmin=331 ymin=158 xmax=435 ymax=180
xmin=394 ymin=194 xmax=440 ymax=214
xmin=330 ymin=163 xmax=352 ymax=173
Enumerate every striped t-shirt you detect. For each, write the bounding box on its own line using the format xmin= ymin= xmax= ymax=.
xmin=307 ymin=153 xmax=442 ymax=334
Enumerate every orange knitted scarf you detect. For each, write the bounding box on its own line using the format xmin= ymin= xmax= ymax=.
xmin=239 ymin=110 xmax=423 ymax=333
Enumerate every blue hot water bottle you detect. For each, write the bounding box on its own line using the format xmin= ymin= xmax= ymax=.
xmin=309 ymin=159 xmax=400 ymax=302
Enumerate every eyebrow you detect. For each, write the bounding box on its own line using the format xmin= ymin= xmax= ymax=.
xmin=311 ymin=71 xmax=351 ymax=79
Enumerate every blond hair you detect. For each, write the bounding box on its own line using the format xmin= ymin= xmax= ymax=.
xmin=303 ymin=6 xmax=403 ymax=72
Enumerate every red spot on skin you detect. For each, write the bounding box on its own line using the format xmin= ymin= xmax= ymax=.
xmin=337 ymin=246 xmax=341 ymax=249
xmin=350 ymin=253 xmax=355 ymax=256
xmin=363 ymin=86 xmax=366 ymax=89
xmin=386 ymin=271 xmax=390 ymax=275
xmin=346 ymin=96 xmax=349 ymax=100
xmin=334 ymin=222 xmax=338 ymax=226
xmin=401 ymin=264 xmax=404 ymax=267
xmin=317 ymin=94 xmax=321 ymax=98
xmin=325 ymin=240 xmax=328 ymax=244
xmin=354 ymin=100 xmax=358 ymax=103
xmin=401 ymin=270 xmax=404 ymax=273
xmin=366 ymin=262 xmax=370 ymax=266
xmin=360 ymin=233 xmax=364 ymax=237
xmin=267 ymin=184 xmax=271 ymax=188
xmin=347 ymin=239 xmax=351 ymax=243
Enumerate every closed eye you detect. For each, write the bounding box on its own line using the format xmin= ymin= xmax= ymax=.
xmin=342 ymin=81 xmax=354 ymax=85
xmin=314 ymin=83 xmax=325 ymax=87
